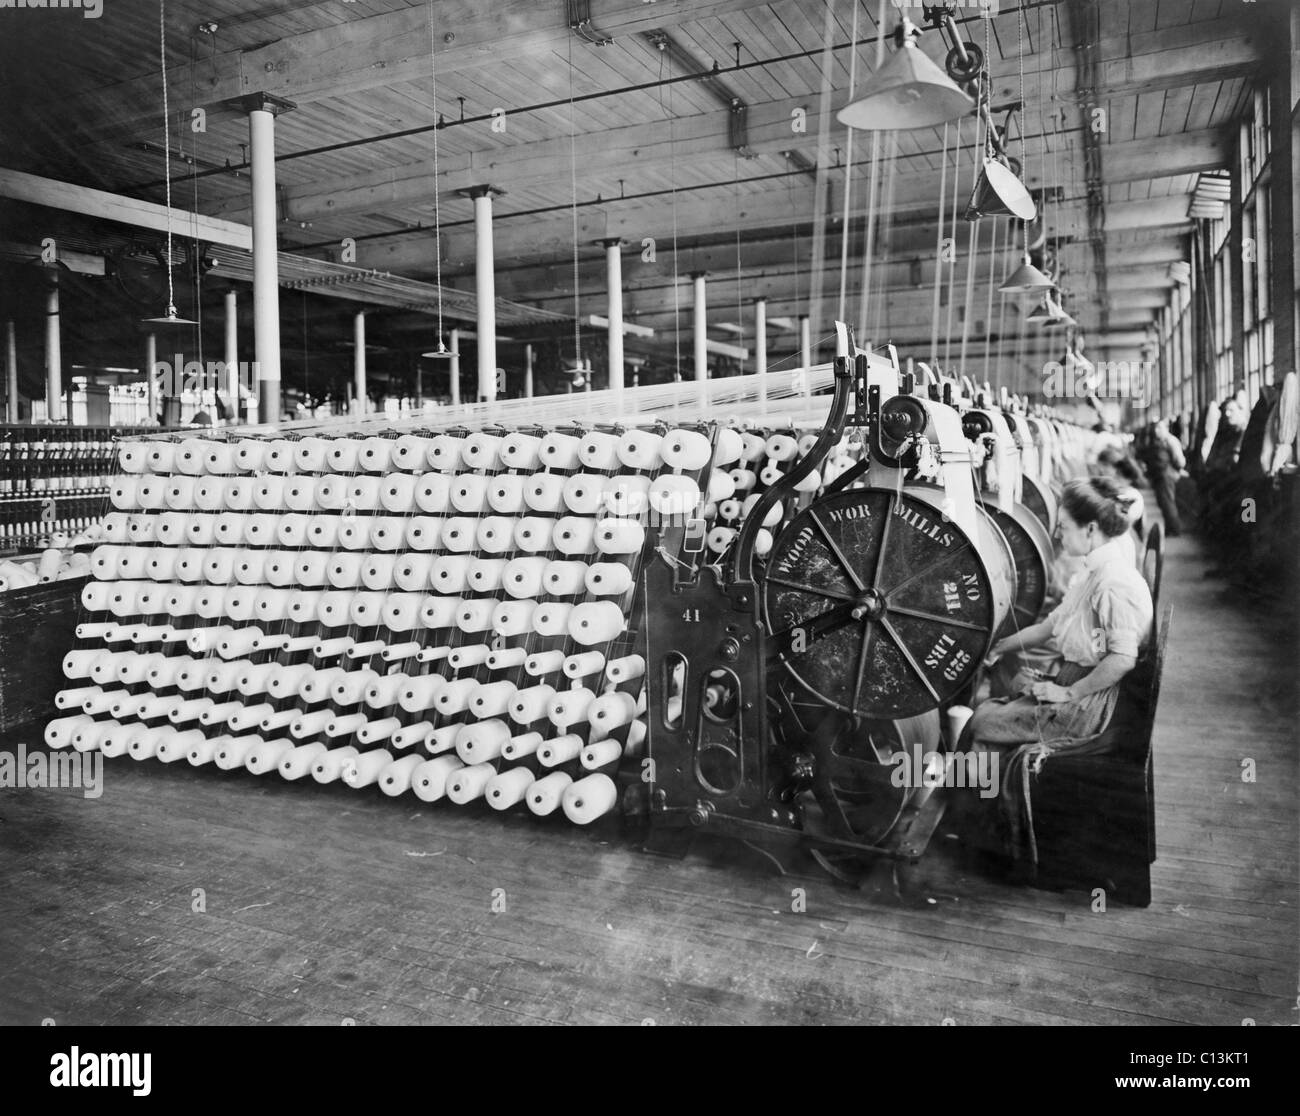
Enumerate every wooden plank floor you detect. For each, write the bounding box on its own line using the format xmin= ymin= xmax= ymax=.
xmin=1 ymin=533 xmax=1295 ymax=1026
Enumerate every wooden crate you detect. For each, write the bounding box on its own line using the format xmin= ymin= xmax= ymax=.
xmin=0 ymin=576 xmax=87 ymax=735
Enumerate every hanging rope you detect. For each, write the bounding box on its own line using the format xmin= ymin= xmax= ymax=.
xmin=566 ymin=32 xmax=582 ymax=370
xmin=837 ymin=0 xmax=860 ymax=325
xmin=943 ymin=117 xmax=963 ymax=370
xmin=930 ymin=122 xmax=950 ymax=367
xmin=156 ymin=0 xmax=177 ymax=319
xmin=425 ymin=0 xmax=446 ymax=350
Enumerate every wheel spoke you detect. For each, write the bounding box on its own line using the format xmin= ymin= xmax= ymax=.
xmin=886 ymin=604 xmax=988 ymax=633
xmin=809 ymin=509 xmax=867 ymax=593
xmin=871 ymin=491 xmax=896 ymax=591
xmin=768 ymin=603 xmax=854 ymax=653
xmin=766 ymin=574 xmax=855 ymax=602
xmin=880 ymin=541 xmax=972 ymax=599
xmin=850 ymin=617 xmax=875 ymax=713
xmin=879 ymin=616 xmax=942 ymax=704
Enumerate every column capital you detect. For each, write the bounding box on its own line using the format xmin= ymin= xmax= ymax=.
xmin=593 ymin=237 xmax=626 ymax=248
xmin=458 ymin=185 xmax=506 ymax=201
xmin=224 ymin=92 xmax=297 ymax=117
xmin=689 ymin=270 xmax=708 ymax=280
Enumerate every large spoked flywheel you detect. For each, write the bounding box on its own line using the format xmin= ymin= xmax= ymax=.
xmin=763 ymin=488 xmax=998 ymax=720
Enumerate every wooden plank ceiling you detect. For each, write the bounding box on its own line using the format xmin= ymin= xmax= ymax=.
xmin=0 ymin=0 xmax=1277 ymax=400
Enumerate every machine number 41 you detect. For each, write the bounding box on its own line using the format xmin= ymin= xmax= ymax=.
xmin=682 ymin=608 xmax=702 ymax=622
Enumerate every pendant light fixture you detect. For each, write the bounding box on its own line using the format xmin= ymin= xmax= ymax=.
xmin=836 ymin=16 xmax=974 ymax=132
xmin=142 ymin=0 xmax=196 ymax=327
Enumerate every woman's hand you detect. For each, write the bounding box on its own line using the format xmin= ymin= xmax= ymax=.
xmin=1031 ymin=681 xmax=1074 ymax=703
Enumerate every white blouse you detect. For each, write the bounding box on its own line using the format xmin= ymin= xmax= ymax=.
xmin=1046 ymin=537 xmax=1153 ymax=665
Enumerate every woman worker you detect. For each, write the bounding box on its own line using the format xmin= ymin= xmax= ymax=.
xmin=962 ymin=476 xmax=1154 ymax=869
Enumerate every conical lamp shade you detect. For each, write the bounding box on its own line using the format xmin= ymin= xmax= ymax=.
xmin=1044 ymin=296 xmax=1075 ymax=328
xmin=141 ymin=305 xmax=197 ymax=327
xmin=837 ymin=34 xmax=975 ymax=131
xmin=1025 ymin=295 xmax=1057 ymax=325
xmin=1000 ymin=253 xmax=1055 ymax=294
xmin=421 ymin=339 xmax=454 ymax=358
xmin=965 ymin=158 xmax=1038 ymax=222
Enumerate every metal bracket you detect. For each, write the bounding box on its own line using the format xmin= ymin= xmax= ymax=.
xmin=728 ymin=98 xmax=756 ymax=158
xmin=567 ymin=0 xmax=613 ymax=46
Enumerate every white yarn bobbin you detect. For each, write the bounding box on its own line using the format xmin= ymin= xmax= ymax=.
xmin=380 ymin=472 xmax=418 ymax=513
xmin=391 ymin=435 xmax=432 ymax=472
xmin=222 ymin=476 xmax=256 ymax=511
xmin=349 ymin=474 xmax=383 ymax=511
xmin=461 ymin=432 xmax=503 ymax=471
xmin=568 ymin=601 xmax=626 ymax=646
xmin=499 ymin=431 xmax=542 ymax=470
xmin=279 ymin=742 xmax=328 ymax=780
xmin=524 ymin=472 xmax=566 ymax=513
xmin=503 ymin=731 xmax=543 ymax=760
xmin=326 ymin=439 xmax=362 ymax=473
xmin=369 ymin=516 xmax=406 ymax=552
xmin=562 ymin=651 xmax=605 ymax=680
xmin=594 ymin=518 xmax=645 ymax=556
xmin=553 ymin=516 xmax=596 ymax=556
xmin=109 ymin=476 xmax=139 ymax=511
xmin=648 ymin=474 xmax=702 ymax=518
xmin=562 ymin=773 xmax=618 ymax=825
xmin=294 ymin=437 xmax=330 ymax=472
xmin=532 ymin=602 xmax=573 ymax=637
xmin=252 ymin=474 xmax=288 ymax=511
xmin=293 ymin=552 xmax=330 ymax=588
xmin=379 ymin=754 xmax=425 ymax=795
xmin=419 ymin=594 xmax=461 ymax=629
xmin=581 ymin=738 xmax=623 ymax=771
xmin=476 ymin=516 xmax=517 ymax=555
xmin=315 ymin=474 xmax=350 ymax=511
xmin=548 ymin=687 xmax=595 ymax=729
xmin=427 ymin=435 xmax=464 ymax=472
xmin=135 ymin=475 xmax=167 ymax=510
xmin=439 ymin=517 xmax=477 ymax=553
xmin=405 ymin=517 xmax=443 ymax=551
xmin=348 ymin=591 xmax=387 ymax=628
xmin=361 ymin=553 xmax=397 ymax=590
xmin=513 ymin=516 xmax=555 ymax=553
xmin=538 ymin=733 xmax=584 ymax=767
xmin=584 ymin=562 xmax=634 ymax=597
xmin=503 ymin=556 xmax=547 ymax=598
xmin=164 ymin=474 xmax=198 ymax=510
xmin=577 ymin=430 xmax=620 ymax=470
xmin=201 ymin=548 xmax=237 ymax=585
xmin=602 ymin=475 xmax=651 ymax=518
xmin=714 ymin=428 xmax=745 ymax=466
xmin=467 ymin=558 xmax=507 ymax=593
xmin=617 ymin=429 xmax=664 ymax=470
xmin=660 ymin=429 xmax=712 ymax=471
xmin=487 ymin=473 xmax=527 ymax=513
xmin=431 ymin=554 xmax=471 ymax=593
xmin=764 ymin=432 xmax=799 ymax=462
xmin=446 ymin=761 xmax=496 ymax=805
xmin=127 ymin=513 xmax=159 ymax=544
xmin=526 ymin=771 xmax=573 ymax=816
xmin=538 ymin=431 xmax=582 ymax=470
xmin=470 ymin=681 xmax=516 ymax=719
xmin=336 ymin=519 xmax=370 ymax=551
xmin=455 ymin=718 xmax=511 ymax=764
xmin=359 ymin=437 xmax=393 ymax=473
xmin=543 ymin=560 xmax=588 ymax=596
xmin=485 ymin=766 xmax=535 ymax=810
xmin=562 ymin=473 xmax=606 ymax=515
xmin=398 ymin=674 xmax=443 ymax=714
xmin=411 ymin=755 xmax=465 ymax=802
xmin=509 ymin=684 xmax=554 ymax=724
xmin=524 ymin=650 xmax=564 ymax=676
xmin=455 ymin=597 xmax=496 ymax=633
xmin=276 ymin=513 xmax=312 ymax=548
xmin=394 ymin=553 xmax=435 ymax=592
xmin=118 ymin=443 xmax=151 ymax=474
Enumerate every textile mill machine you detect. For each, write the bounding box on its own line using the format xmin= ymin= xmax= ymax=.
xmin=49 ymin=329 xmax=1089 ymax=885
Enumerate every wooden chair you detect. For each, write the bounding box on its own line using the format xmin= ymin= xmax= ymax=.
xmin=1025 ymin=602 xmax=1172 ymax=907
xmin=1141 ymin=522 xmax=1164 ymax=611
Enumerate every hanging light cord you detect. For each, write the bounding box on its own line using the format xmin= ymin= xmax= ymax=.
xmin=158 ymin=0 xmax=176 ymax=316
xmin=426 ymin=0 xmax=446 ymax=349
xmin=568 ymin=32 xmax=582 ymax=369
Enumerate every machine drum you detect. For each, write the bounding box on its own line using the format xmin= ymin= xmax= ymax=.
xmin=763 ymin=488 xmax=995 ymax=720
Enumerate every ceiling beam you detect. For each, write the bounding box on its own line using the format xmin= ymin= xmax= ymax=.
xmin=43 ymin=0 xmax=784 ymax=146
xmin=0 ymin=167 xmax=253 ymax=250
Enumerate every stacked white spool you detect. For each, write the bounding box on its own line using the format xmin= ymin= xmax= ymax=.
xmin=59 ymin=425 xmax=710 ymax=828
